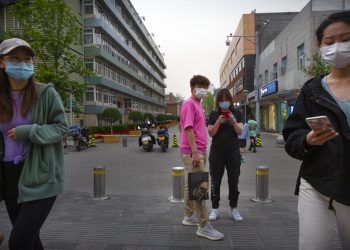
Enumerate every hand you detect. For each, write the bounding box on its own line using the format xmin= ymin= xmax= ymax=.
xmin=216 ymin=115 xmax=227 ymax=124
xmin=7 ymin=128 xmax=16 ymax=139
xmin=228 ymin=113 xmax=237 ymax=125
xmin=192 ymin=152 xmax=200 ymax=167
xmin=306 ymin=128 xmax=338 ymax=146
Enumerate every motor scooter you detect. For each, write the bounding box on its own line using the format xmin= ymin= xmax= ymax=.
xmin=69 ymin=125 xmax=89 ymax=152
xmin=157 ymin=126 xmax=169 ymax=152
xmin=138 ymin=127 xmax=156 ymax=152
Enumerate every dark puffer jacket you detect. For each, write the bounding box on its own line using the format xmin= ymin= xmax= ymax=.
xmin=283 ymin=75 xmax=350 ymax=206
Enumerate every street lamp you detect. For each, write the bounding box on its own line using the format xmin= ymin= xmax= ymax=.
xmin=225 ymin=33 xmax=256 ymax=46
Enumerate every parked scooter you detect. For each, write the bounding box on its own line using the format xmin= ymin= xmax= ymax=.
xmin=157 ymin=126 xmax=169 ymax=152
xmin=138 ymin=126 xmax=156 ymax=152
xmin=69 ymin=124 xmax=89 ymax=152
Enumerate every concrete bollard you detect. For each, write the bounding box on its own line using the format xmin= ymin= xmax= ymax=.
xmin=276 ymin=135 xmax=285 ymax=146
xmin=251 ymin=166 xmax=272 ymax=203
xmin=122 ymin=135 xmax=127 ymax=147
xmin=93 ymin=166 xmax=109 ymax=200
xmin=168 ymin=167 xmax=184 ymax=202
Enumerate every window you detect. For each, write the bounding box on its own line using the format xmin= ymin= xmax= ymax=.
xmin=14 ymin=16 xmax=21 ymax=29
xmin=298 ymin=44 xmax=305 ymax=70
xmin=84 ymin=29 xmax=94 ymax=44
xmin=273 ymin=63 xmax=278 ymax=80
xmin=84 ymin=58 xmax=95 ymax=71
xmin=84 ymin=0 xmax=94 ymax=15
xmin=264 ymin=70 xmax=269 ymax=84
xmin=281 ymin=56 xmax=287 ymax=76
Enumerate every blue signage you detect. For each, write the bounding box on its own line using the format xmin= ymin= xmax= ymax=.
xmin=260 ymin=81 xmax=278 ymax=97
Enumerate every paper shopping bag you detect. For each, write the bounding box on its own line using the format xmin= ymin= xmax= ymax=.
xmin=188 ymin=172 xmax=209 ymax=201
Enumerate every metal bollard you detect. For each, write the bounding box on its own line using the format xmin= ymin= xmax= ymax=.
xmin=251 ymin=166 xmax=272 ymax=203
xmin=168 ymin=167 xmax=184 ymax=202
xmin=93 ymin=166 xmax=109 ymax=200
xmin=122 ymin=135 xmax=127 ymax=147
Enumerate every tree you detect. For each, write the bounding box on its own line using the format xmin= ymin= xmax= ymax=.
xmin=201 ymin=92 xmax=215 ymax=117
xmin=143 ymin=112 xmax=154 ymax=123
xmin=304 ymin=50 xmax=330 ymax=78
xmin=101 ymin=108 xmax=122 ymax=134
xmin=8 ymin=0 xmax=91 ymax=103
xmin=174 ymin=93 xmax=185 ymax=103
xmin=156 ymin=114 xmax=166 ymax=122
xmin=128 ymin=111 xmax=143 ymax=124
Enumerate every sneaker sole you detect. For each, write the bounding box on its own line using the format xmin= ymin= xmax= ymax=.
xmin=208 ymin=216 xmax=218 ymax=221
xmin=182 ymin=220 xmax=199 ymax=226
xmin=196 ymin=231 xmax=224 ymax=240
xmin=230 ymin=215 xmax=243 ymax=222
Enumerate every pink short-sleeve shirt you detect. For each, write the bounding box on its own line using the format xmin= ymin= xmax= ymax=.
xmin=180 ymin=96 xmax=207 ymax=154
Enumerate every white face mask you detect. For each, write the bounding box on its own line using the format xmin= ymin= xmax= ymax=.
xmin=195 ymin=88 xmax=207 ymax=99
xmin=320 ymin=41 xmax=350 ymax=69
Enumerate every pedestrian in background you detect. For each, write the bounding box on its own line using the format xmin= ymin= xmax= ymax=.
xmin=0 ymin=38 xmax=68 ymax=250
xmin=283 ymin=11 xmax=350 ymax=250
xmin=180 ymin=75 xmax=224 ymax=240
xmin=239 ymin=121 xmax=249 ymax=153
xmin=207 ymin=88 xmax=244 ymax=222
xmin=247 ymin=115 xmax=258 ymax=153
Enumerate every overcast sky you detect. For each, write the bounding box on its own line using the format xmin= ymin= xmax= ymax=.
xmin=131 ymin=0 xmax=310 ymax=98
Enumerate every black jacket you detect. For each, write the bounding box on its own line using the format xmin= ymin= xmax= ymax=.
xmin=283 ymin=75 xmax=350 ymax=206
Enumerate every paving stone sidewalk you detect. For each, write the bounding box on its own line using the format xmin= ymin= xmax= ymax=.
xmin=0 ymin=192 xmax=342 ymax=250
xmin=0 ymin=131 xmax=342 ymax=249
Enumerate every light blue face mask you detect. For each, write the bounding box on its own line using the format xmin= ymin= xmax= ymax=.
xmin=5 ymin=62 xmax=34 ymax=80
xmin=219 ymin=101 xmax=230 ymax=109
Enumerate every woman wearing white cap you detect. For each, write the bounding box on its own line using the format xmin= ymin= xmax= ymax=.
xmin=0 ymin=38 xmax=67 ymax=250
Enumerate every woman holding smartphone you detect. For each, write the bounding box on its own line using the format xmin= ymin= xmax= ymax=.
xmin=207 ymin=88 xmax=243 ymax=221
xmin=283 ymin=11 xmax=350 ymax=250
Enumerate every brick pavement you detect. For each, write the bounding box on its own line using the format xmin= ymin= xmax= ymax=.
xmin=0 ymin=130 xmax=342 ymax=249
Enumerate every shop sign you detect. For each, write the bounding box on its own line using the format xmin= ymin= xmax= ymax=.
xmin=260 ymin=80 xmax=278 ymax=97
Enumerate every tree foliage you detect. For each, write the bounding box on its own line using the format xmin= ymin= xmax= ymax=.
xmin=156 ymin=114 xmax=166 ymax=122
xmin=128 ymin=111 xmax=143 ymax=123
xmin=101 ymin=108 xmax=121 ymax=123
xmin=101 ymin=108 xmax=122 ymax=134
xmin=304 ymin=50 xmax=330 ymax=78
xmin=8 ymin=0 xmax=91 ymax=103
xmin=143 ymin=112 xmax=154 ymax=122
xmin=174 ymin=93 xmax=185 ymax=103
xmin=201 ymin=92 xmax=215 ymax=116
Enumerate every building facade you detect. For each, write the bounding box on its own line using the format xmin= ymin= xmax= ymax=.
xmin=83 ymin=0 xmax=167 ymax=126
xmin=0 ymin=0 xmax=167 ymax=127
xmin=256 ymin=0 xmax=349 ymax=132
xmin=219 ymin=12 xmax=296 ymax=122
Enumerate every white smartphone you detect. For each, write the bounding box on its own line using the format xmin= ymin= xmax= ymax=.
xmin=305 ymin=116 xmax=334 ymax=131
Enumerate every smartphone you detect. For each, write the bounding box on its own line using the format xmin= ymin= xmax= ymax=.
xmin=305 ymin=116 xmax=334 ymax=131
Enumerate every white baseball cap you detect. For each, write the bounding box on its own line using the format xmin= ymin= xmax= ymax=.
xmin=0 ymin=38 xmax=35 ymax=56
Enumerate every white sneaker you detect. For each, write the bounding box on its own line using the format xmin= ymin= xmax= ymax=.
xmin=208 ymin=209 xmax=219 ymax=221
xmin=230 ymin=208 xmax=243 ymax=222
xmin=196 ymin=224 xmax=224 ymax=240
xmin=182 ymin=213 xmax=199 ymax=226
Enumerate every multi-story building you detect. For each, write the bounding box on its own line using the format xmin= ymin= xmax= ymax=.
xmin=257 ymin=0 xmax=348 ymax=132
xmin=219 ymin=12 xmax=296 ymax=122
xmin=0 ymin=0 xmax=85 ymax=125
xmin=83 ymin=0 xmax=167 ymax=126
xmin=0 ymin=0 xmax=167 ymax=127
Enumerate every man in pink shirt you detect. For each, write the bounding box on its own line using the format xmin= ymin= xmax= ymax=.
xmin=180 ymin=75 xmax=224 ymax=240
